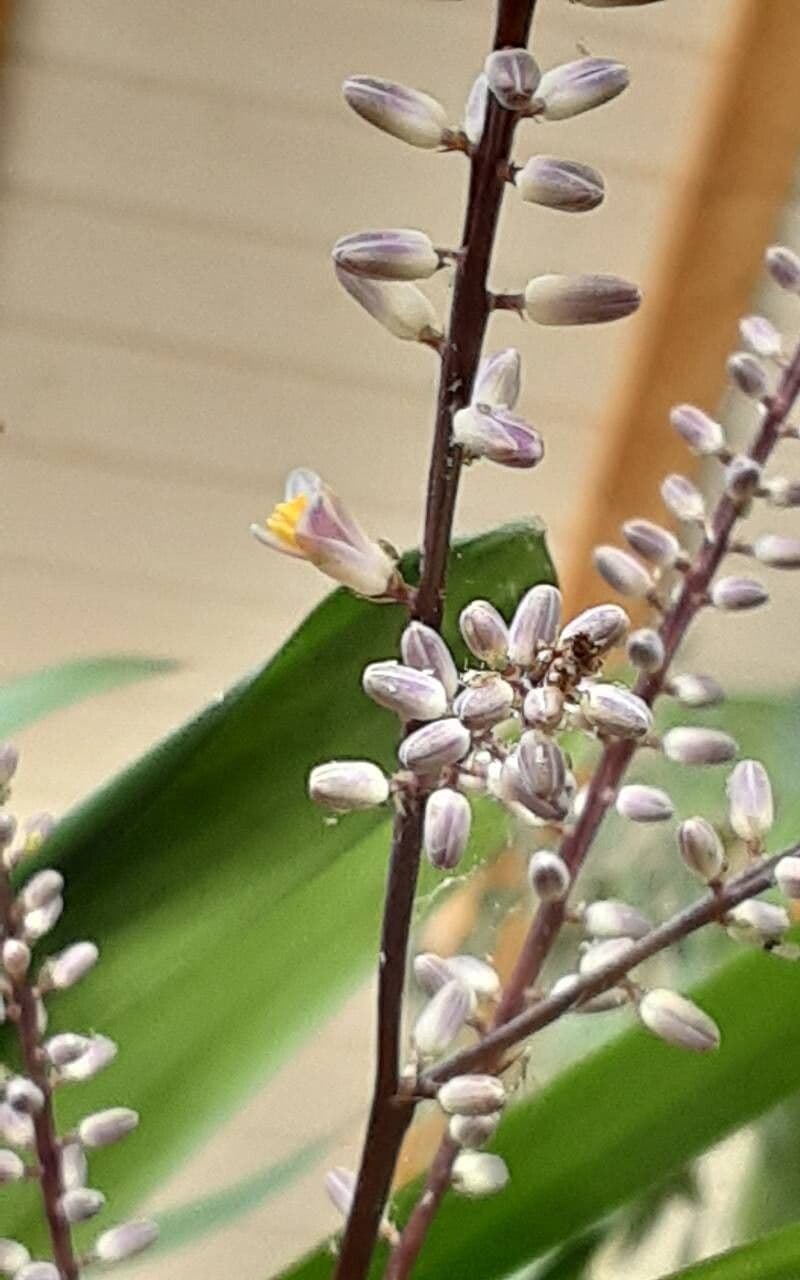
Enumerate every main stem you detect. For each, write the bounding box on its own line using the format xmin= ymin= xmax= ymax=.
xmin=332 ymin=5 xmax=538 ymax=1276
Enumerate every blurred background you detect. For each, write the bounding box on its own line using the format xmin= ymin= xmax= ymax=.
xmin=2 ymin=0 xmax=800 ymax=1276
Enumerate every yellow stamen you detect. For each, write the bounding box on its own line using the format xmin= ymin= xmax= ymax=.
xmin=265 ymin=493 xmax=309 ymax=549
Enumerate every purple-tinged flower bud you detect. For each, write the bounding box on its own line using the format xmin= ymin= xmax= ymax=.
xmin=0 ymin=1241 xmax=30 ymax=1274
xmin=24 ymin=897 xmax=64 ymax=943
xmin=728 ymin=351 xmax=768 ymax=398
xmin=496 ymin=754 xmax=565 ymax=825
xmin=333 ymin=229 xmax=443 ymax=282
xmin=400 ymin=719 xmax=471 ymax=774
xmin=669 ymin=673 xmax=725 ymax=708
xmin=60 ymin=1188 xmax=106 ymax=1224
xmin=516 ymin=155 xmax=604 ymax=212
xmin=765 ymin=477 xmax=800 ymax=508
xmin=452 ymin=404 xmax=544 ymax=469
xmin=451 ymin=1151 xmax=509 ymax=1197
xmin=661 ymin=473 xmax=705 ymax=524
xmin=472 ymin=347 xmax=522 ymax=409
xmin=528 ymin=850 xmax=570 ymax=901
xmin=40 ymin=941 xmax=98 ymax=992
xmin=0 ymin=1150 xmax=24 ymax=1183
xmin=485 ymin=48 xmax=540 ymax=110
xmin=727 ymin=760 xmax=773 ymax=842
xmin=727 ymin=899 xmax=789 ymax=946
xmin=414 ymin=978 xmax=474 ymax=1057
xmin=639 ymin=989 xmax=720 ymax=1052
xmin=524 ymin=273 xmax=641 ymax=325
xmin=325 ymin=1166 xmax=356 ymax=1219
xmin=560 ymin=604 xmax=630 ymax=652
xmin=92 ymin=1221 xmax=159 ymax=1264
xmin=523 ymin=686 xmax=564 ymax=729
xmin=2 ymin=938 xmax=30 ymax=980
xmin=627 ymin=628 xmax=665 ymax=673
xmin=710 ymin=576 xmax=768 ymax=611
xmin=19 ymin=870 xmax=63 ymax=913
xmin=335 ymin=266 xmax=441 ymax=343
xmin=413 ymin=952 xmax=453 ymax=997
xmin=449 ymin=1112 xmax=501 ymax=1149
xmin=78 ymin=1107 xmax=139 ymax=1150
xmin=445 ymin=955 xmax=500 ymax=1001
xmin=616 ymin=784 xmax=673 ymax=823
xmin=508 ymin=585 xmax=562 ymax=666
xmin=739 ymin=314 xmax=782 ymax=359
xmin=579 ymin=936 xmax=636 ymax=974
xmin=621 ymin=519 xmax=680 ymax=569
xmin=437 ymin=1074 xmax=506 ymax=1116
xmin=535 ymin=57 xmax=629 ymax=121
xmin=455 ymin=677 xmax=514 ymax=730
xmin=775 ymin=856 xmax=800 ymax=899
xmin=517 ymin=732 xmax=567 ymax=800
xmin=362 ymin=661 xmax=447 ymax=722
xmin=581 ymin=684 xmax=653 ymax=739
xmin=584 ymin=900 xmax=652 ymax=940
xmin=60 ymin=1141 xmax=87 ymax=1192
xmin=423 ymin=788 xmax=472 ymax=870
xmin=15 ymin=1262 xmax=59 ymax=1280
xmin=766 ymin=244 xmax=800 ymax=292
xmin=0 ymin=1102 xmax=34 ymax=1147
xmin=464 ymin=72 xmax=488 ymax=145
xmin=663 ymin=727 xmax=737 ymax=765
xmin=678 ymin=817 xmax=725 ymax=883
xmin=459 ymin=600 xmax=509 ymax=668
xmin=342 ymin=76 xmax=448 ymax=149
xmin=401 ymin=622 xmax=458 ymax=700
xmin=754 ymin=534 xmax=800 ymax=569
xmin=725 ymin=454 xmax=762 ymax=500
xmin=46 ymin=1034 xmax=91 ymax=1067
xmin=593 ymin=545 xmax=653 ymax=598
xmin=6 ymin=1077 xmax=44 ymax=1115
xmin=0 ymin=744 xmax=19 ymax=787
xmin=308 ymin=761 xmax=389 ymax=812
xmin=669 ymin=403 xmax=726 ymax=456
xmin=59 ymin=1035 xmax=118 ymax=1084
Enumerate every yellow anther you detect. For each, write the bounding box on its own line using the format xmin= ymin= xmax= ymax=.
xmin=265 ymin=494 xmax=309 ymax=549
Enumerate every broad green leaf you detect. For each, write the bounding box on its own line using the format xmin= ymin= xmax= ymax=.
xmin=0 ymin=656 xmax=178 ymax=736
xmin=739 ymin=1097 xmax=800 ymax=1240
xmin=1 ymin=522 xmax=553 ymax=1247
xmin=657 ymin=1221 xmax=800 ymax=1279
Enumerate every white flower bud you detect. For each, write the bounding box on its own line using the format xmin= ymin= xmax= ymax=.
xmin=78 ymin=1107 xmax=139 ymax=1149
xmin=766 ymin=244 xmax=800 ymax=292
xmin=727 ymin=760 xmax=773 ymax=842
xmin=523 ymin=686 xmax=564 ymax=729
xmin=0 ymin=1103 xmax=34 ymax=1148
xmin=41 ymin=941 xmax=98 ymax=992
xmin=413 ymin=952 xmax=453 ymax=996
xmin=581 ymin=684 xmax=653 ymax=739
xmin=325 ymin=1166 xmax=356 ymax=1219
xmin=60 ymin=1187 xmax=106 ymax=1223
xmin=0 ymin=1149 xmax=24 ymax=1183
xmin=579 ymin=936 xmax=636 ymax=974
xmin=455 ymin=677 xmax=515 ymax=730
xmin=308 ymin=761 xmax=389 ymax=811
xmin=560 ymin=604 xmax=629 ymax=652
xmin=0 ymin=1239 xmax=29 ymax=1274
xmin=615 ymin=784 xmax=673 ymax=823
xmin=726 ymin=899 xmax=789 ymax=946
xmin=464 ymin=72 xmax=489 ymax=145
xmin=677 ymin=817 xmax=725 ymax=882
xmin=459 ymin=600 xmax=509 ymax=667
xmin=584 ymin=899 xmax=652 ymax=940
xmin=754 ymin=534 xmax=800 ymax=569
xmin=669 ymin=673 xmax=725 ymax=708
xmin=24 ymin=896 xmax=64 ymax=942
xmin=400 ymin=622 xmax=458 ymax=700
xmin=725 ymin=455 xmax=762 ymax=500
xmin=59 ymin=1035 xmax=118 ymax=1083
xmin=342 ymin=76 xmax=448 ymax=149
xmin=775 ymin=856 xmax=800 ymax=899
xmin=663 ymin=727 xmax=737 ymax=765
xmin=333 ymin=229 xmax=442 ymax=282
xmin=593 ymin=545 xmax=653 ymax=598
xmin=710 ymin=576 xmax=768 ymax=611
xmin=45 ymin=1033 xmax=90 ymax=1067
xmin=92 ymin=1220 xmax=159 ymax=1264
xmin=413 ymin=979 xmax=473 ymax=1057
xmin=669 ymin=404 xmax=726 ymax=455
xmin=517 ymin=732 xmax=567 ymax=800
xmin=638 ymin=989 xmax=720 ymax=1053
xmin=472 ymin=347 xmax=522 ymax=409
xmin=449 ymin=1111 xmax=501 ymax=1148
xmin=727 ymin=351 xmax=768 ymax=398
xmin=739 ymin=314 xmax=782 ymax=359
xmin=438 ymin=1074 xmax=506 ymax=1116
xmin=661 ymin=473 xmax=705 ymax=523
xmin=423 ymin=789 xmax=472 ymax=871
xmin=15 ymin=1265 xmax=59 ymax=1280
xmin=524 ymin=273 xmax=641 ymax=325
xmin=508 ymin=585 xmax=562 ymax=666
xmin=516 ymin=155 xmax=604 ymax=212
xmin=0 ymin=744 xmax=19 ymax=787
xmin=19 ymin=870 xmax=64 ymax=913
xmin=622 ymin=519 xmax=681 ymax=569
xmin=536 ymin=57 xmax=629 ymax=121
xmin=765 ymin=477 xmax=800 ymax=508
xmin=6 ymin=1077 xmax=44 ymax=1115
xmin=451 ymin=1151 xmax=509 ymax=1197
xmin=2 ymin=939 xmax=30 ymax=980
xmin=335 ymin=267 xmax=441 ymax=342
xmin=627 ymin=627 xmax=665 ymax=673
xmin=528 ymin=850 xmax=570 ymax=901
xmin=399 ymin=718 xmax=471 ymax=774
xmin=453 ymin=404 xmax=544 ymax=469
xmin=362 ymin=661 xmax=447 ymax=721
xmin=485 ymin=48 xmax=540 ymax=110
xmin=445 ymin=955 xmax=500 ymax=1002
xmin=60 ymin=1141 xmax=88 ymax=1192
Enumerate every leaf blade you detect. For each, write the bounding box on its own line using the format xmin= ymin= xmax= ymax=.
xmin=0 ymin=656 xmax=178 ymax=736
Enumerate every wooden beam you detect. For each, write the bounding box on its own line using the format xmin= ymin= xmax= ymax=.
xmin=562 ymin=0 xmax=800 ymax=614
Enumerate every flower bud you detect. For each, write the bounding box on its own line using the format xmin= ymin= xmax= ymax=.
xmin=728 ymin=351 xmax=767 ymax=398
xmin=584 ymin=899 xmax=652 ymax=940
xmin=6 ymin=1077 xmax=44 ymax=1115
xmin=362 ymin=661 xmax=447 ymax=722
xmin=472 ymin=347 xmax=522 ymax=409
xmin=445 ymin=955 xmax=501 ymax=1001
xmin=497 ymin=754 xmax=566 ymax=825
xmin=308 ymin=761 xmax=389 ymax=811
xmin=333 ymin=229 xmax=442 ymax=282
xmin=455 ymin=676 xmax=514 ymax=729
xmin=400 ymin=622 xmax=458 ymax=700
xmin=710 ymin=577 xmax=768 ymax=611
xmin=754 ymin=534 xmax=800 ymax=569
xmin=451 ymin=1151 xmax=509 ymax=1197
xmin=453 ymin=403 xmax=544 ymax=469
xmin=437 ymin=1074 xmax=506 ymax=1116
xmin=0 ymin=813 xmax=17 ymax=850
xmin=535 ymin=57 xmax=629 ymax=120
xmin=40 ymin=941 xmax=98 ymax=992
xmin=523 ymin=686 xmax=564 ymax=729
xmin=661 ymin=473 xmax=705 ymax=523
xmin=335 ymin=266 xmax=441 ymax=342
xmin=627 ymin=627 xmax=664 ymax=673
xmin=459 ymin=600 xmax=509 ymax=667
xmin=669 ymin=403 xmax=726 ymax=456
xmin=0 ymin=1149 xmax=24 ymax=1183
xmin=0 ymin=744 xmax=19 ymax=787
xmin=423 ymin=789 xmax=472 ymax=870
xmin=663 ymin=727 xmax=737 ymax=765
xmin=615 ymin=784 xmax=673 ymax=823
xmin=399 ymin=718 xmax=471 ymax=774
xmin=19 ymin=870 xmax=64 ymax=913
xmin=726 ymin=899 xmax=789 ymax=946
xmin=59 ymin=1035 xmax=118 ymax=1083
xmin=485 ymin=48 xmax=540 ymax=110
xmin=508 ymin=585 xmax=562 ymax=665
xmin=60 ymin=1141 xmax=87 ymax=1192
xmin=449 ymin=1112 xmax=501 ymax=1148
xmin=0 ymin=1102 xmax=34 ymax=1147
xmin=517 ymin=732 xmax=566 ymax=800
xmin=15 ymin=1263 xmax=59 ymax=1280
xmin=45 ymin=1033 xmax=90 ymax=1067
xmin=60 ymin=1188 xmax=106 ymax=1224
xmin=78 ymin=1107 xmax=139 ymax=1149
xmin=0 ymin=1241 xmax=30 ymax=1275
xmin=342 ymin=76 xmax=448 ymax=149
xmin=325 ymin=1166 xmax=355 ymax=1219
xmin=622 ymin=519 xmax=680 ymax=568
xmin=727 ymin=760 xmax=773 ymax=842
xmin=560 ymin=604 xmax=629 ymax=652
xmin=92 ymin=1221 xmax=158 ymax=1264
xmin=2 ymin=938 xmax=30 ymax=980
xmin=669 ymin=673 xmax=724 ymax=708
xmin=766 ymin=244 xmax=800 ymax=292
xmin=414 ymin=979 xmax=473 ymax=1057
xmin=464 ymin=72 xmax=488 ymax=145
xmin=528 ymin=850 xmax=570 ymax=901
xmin=516 ymin=155 xmax=604 ymax=212
xmin=413 ymin=952 xmax=453 ymax=996
xmin=775 ymin=855 xmax=800 ymax=899
xmin=638 ymin=989 xmax=720 ymax=1052
xmin=579 ymin=936 xmax=636 ymax=974
xmin=725 ymin=455 xmax=762 ymax=500
xmin=555 ymin=978 xmax=630 ymax=1013
xmin=593 ymin=545 xmax=652 ymax=597
xmin=581 ymin=684 xmax=653 ymax=739
xmin=678 ymin=817 xmax=725 ymax=882
xmin=524 ymin=273 xmax=641 ymax=325
xmin=24 ymin=897 xmax=64 ymax=943
xmin=765 ymin=477 xmax=800 ymax=508
xmin=739 ymin=314 xmax=782 ymax=359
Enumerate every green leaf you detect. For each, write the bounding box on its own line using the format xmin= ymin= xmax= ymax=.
xmin=656 ymin=1221 xmax=800 ymax=1279
xmin=1 ymin=522 xmax=553 ymax=1246
xmin=0 ymin=656 xmax=178 ymax=736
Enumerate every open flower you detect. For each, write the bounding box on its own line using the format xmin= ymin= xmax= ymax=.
xmin=251 ymin=469 xmax=396 ymax=597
